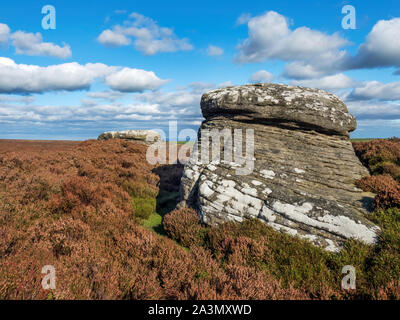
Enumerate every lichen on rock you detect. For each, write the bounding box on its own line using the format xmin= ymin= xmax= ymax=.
xmin=179 ymin=83 xmax=379 ymax=252
xmin=98 ymin=130 xmax=161 ymax=143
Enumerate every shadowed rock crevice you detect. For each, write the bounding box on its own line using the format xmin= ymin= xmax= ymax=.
xmin=153 ymin=163 xmax=183 ymax=212
xmin=179 ymin=83 xmax=380 ymax=252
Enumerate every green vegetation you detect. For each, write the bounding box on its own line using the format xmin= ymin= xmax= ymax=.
xmin=160 ymin=137 xmax=400 ymax=299
xmin=163 ymin=206 xmax=400 ymax=299
xmin=130 ymin=197 xmax=156 ymax=220
xmin=141 ymin=191 xmax=180 ymax=234
xmin=142 ymin=212 xmax=163 ymax=231
xmin=353 ymin=138 xmax=400 ymax=209
xmin=1 ymin=138 xmax=399 ymax=299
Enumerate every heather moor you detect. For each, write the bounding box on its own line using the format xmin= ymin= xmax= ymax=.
xmin=1 ymin=0 xmax=400 ymax=302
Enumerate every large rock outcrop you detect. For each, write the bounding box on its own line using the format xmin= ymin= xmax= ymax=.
xmin=179 ymin=84 xmax=379 ymax=252
xmin=98 ymin=130 xmax=161 ymax=143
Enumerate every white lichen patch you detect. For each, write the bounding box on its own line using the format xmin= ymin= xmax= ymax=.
xmin=257 ymin=95 xmax=280 ymax=104
xmin=220 ymin=179 xmax=236 ymax=188
xmin=263 ymin=188 xmax=272 ymax=195
xmin=317 ymin=214 xmax=380 ymax=244
xmin=273 ymin=201 xmax=314 ymax=216
xmin=260 ymin=169 xmax=275 ymax=179
xmin=294 ymin=168 xmax=305 ymax=174
xmin=258 ymin=205 xmax=276 ymax=222
xmin=251 ymin=180 xmax=263 ymax=186
xmin=183 ymin=165 xmax=201 ymax=182
xmin=199 ymin=180 xmax=215 ymax=197
xmin=212 ymin=180 xmax=263 ymax=218
xmin=324 ymin=239 xmax=340 ymax=252
xmin=240 ymin=186 xmax=258 ymax=197
xmin=267 ymin=222 xmax=298 ymax=236
xmin=272 ymin=200 xmax=379 ymax=245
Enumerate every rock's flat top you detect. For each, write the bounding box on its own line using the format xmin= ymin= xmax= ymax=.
xmin=201 ymin=84 xmax=356 ymax=136
xmin=98 ymin=130 xmax=161 ymax=142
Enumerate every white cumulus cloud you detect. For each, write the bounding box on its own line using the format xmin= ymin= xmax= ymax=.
xmin=0 ymin=83 xmax=214 ymax=125
xmin=235 ymin=11 xmax=348 ymax=64
xmin=0 ymin=58 xmax=95 ymax=93
xmin=11 ymin=31 xmax=72 ymax=59
xmin=347 ymin=100 xmax=400 ymax=120
xmin=236 ymin=13 xmax=252 ymax=25
xmin=249 ymin=70 xmax=274 ymax=83
xmin=290 ymin=74 xmax=355 ymax=90
xmin=0 ymin=57 xmax=168 ymax=94
xmin=0 ymin=23 xmax=72 ymax=58
xmin=97 ymin=29 xmax=131 ymax=47
xmin=97 ymin=12 xmax=193 ymax=55
xmin=206 ymin=45 xmax=224 ymax=56
xmin=236 ymin=12 xmax=400 ymax=80
xmin=105 ymin=68 xmax=170 ymax=92
xmin=348 ymin=18 xmax=400 ymax=69
xmin=0 ymin=94 xmax=34 ymax=104
xmin=348 ymin=80 xmax=400 ymax=101
xmin=0 ymin=23 xmax=10 ymax=45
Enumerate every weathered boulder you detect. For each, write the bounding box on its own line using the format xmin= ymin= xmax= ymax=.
xmin=179 ymin=84 xmax=379 ymax=252
xmin=201 ymin=83 xmax=356 ymax=136
xmin=98 ymin=130 xmax=161 ymax=143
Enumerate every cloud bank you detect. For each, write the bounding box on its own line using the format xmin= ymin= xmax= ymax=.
xmin=0 ymin=57 xmax=168 ymax=94
xmin=236 ymin=11 xmax=400 ymax=79
xmin=98 ymin=12 xmax=193 ymax=55
xmin=0 ymin=22 xmax=71 ymax=58
xmin=249 ymin=70 xmax=274 ymax=83
xmin=206 ymin=45 xmax=224 ymax=56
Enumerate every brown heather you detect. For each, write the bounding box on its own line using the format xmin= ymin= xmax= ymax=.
xmin=353 ymin=138 xmax=400 ymax=209
xmin=0 ymin=138 xmax=399 ymax=300
xmin=0 ymin=139 xmax=308 ymax=300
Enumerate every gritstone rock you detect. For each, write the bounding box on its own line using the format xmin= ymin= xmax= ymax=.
xmin=98 ymin=130 xmax=161 ymax=143
xmin=179 ymin=83 xmax=379 ymax=252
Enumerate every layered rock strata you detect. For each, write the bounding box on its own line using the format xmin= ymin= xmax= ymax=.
xmin=179 ymin=84 xmax=379 ymax=252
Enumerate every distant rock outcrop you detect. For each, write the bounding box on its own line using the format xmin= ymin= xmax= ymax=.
xmin=179 ymin=84 xmax=379 ymax=252
xmin=98 ymin=130 xmax=161 ymax=143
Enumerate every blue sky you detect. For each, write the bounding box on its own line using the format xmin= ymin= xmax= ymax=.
xmin=0 ymin=0 xmax=399 ymax=139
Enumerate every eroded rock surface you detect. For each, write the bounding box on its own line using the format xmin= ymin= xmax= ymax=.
xmin=179 ymin=84 xmax=379 ymax=252
xmin=98 ymin=130 xmax=161 ymax=143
